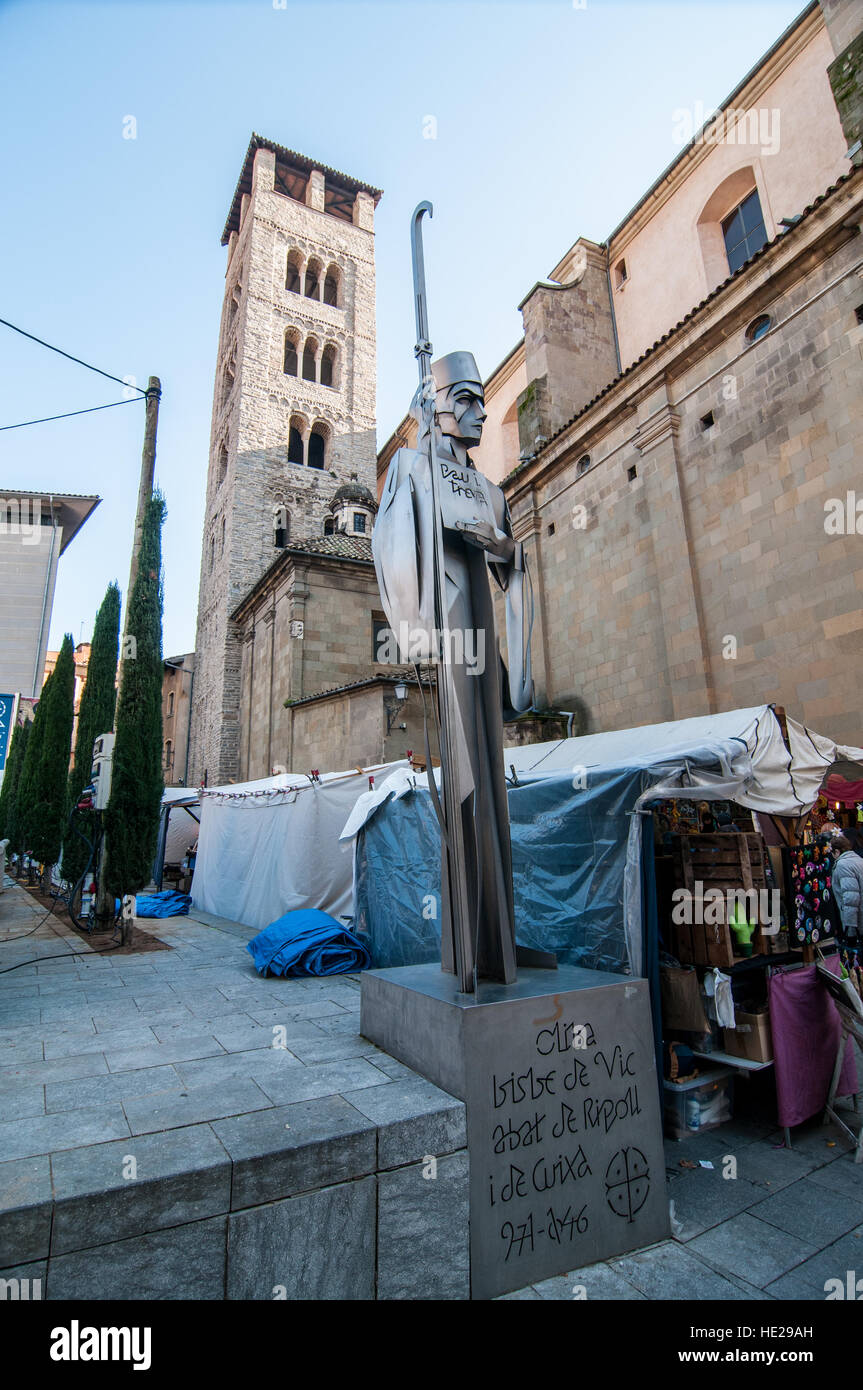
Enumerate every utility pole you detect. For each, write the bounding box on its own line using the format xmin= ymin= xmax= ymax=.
xmin=119 ymin=376 xmax=161 ymax=684
xmin=94 ymin=376 xmax=161 ymax=930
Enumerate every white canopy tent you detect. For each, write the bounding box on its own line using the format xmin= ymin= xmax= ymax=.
xmin=191 ymin=760 xmax=407 ymax=932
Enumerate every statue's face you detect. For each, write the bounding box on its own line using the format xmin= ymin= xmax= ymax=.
xmin=435 ymin=383 xmax=486 ymax=447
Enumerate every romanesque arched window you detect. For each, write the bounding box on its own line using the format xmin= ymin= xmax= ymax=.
xmin=221 ymin=358 xmax=235 ymax=408
xmin=302 ymin=336 xmax=318 ymax=383
xmin=283 ymin=330 xmax=299 ymax=376
xmin=323 ymin=265 xmax=340 ymax=307
xmin=273 ymin=505 xmax=290 ymax=548
xmin=308 ymin=423 xmax=327 ymax=470
xmin=286 ymin=250 xmax=303 ymax=294
xmin=320 ymin=343 xmax=337 ymax=388
xmin=304 ymin=258 xmax=322 ymax=301
xmin=288 ymin=414 xmax=306 ymax=466
xmin=324 ymin=517 xmax=335 ymax=535
xmin=217 ymin=441 xmax=228 ymax=485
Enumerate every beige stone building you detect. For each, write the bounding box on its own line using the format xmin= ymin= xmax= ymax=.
xmin=380 ymin=0 xmax=863 ymax=748
xmin=187 ymin=135 xmax=381 ymax=785
xmin=44 ymin=641 xmax=91 ymax=758
xmin=0 ymin=492 xmax=98 ymax=701
xmin=161 ymin=652 xmax=195 ymax=785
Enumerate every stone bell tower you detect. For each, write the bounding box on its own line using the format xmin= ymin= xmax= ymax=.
xmin=188 ymin=135 xmax=382 ymax=786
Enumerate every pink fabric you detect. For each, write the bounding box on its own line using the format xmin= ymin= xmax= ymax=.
xmin=825 ymin=774 xmax=863 ymax=806
xmin=768 ymin=957 xmax=859 ymax=1128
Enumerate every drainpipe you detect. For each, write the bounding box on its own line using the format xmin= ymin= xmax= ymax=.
xmin=32 ymin=495 xmax=58 ymax=696
xmin=604 ymin=247 xmax=622 ymax=375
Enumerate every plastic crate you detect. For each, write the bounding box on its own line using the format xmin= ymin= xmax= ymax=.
xmin=663 ymin=1070 xmax=734 ymax=1140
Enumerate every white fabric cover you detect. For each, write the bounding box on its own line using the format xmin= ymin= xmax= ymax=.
xmin=191 ymin=762 xmax=406 ymax=932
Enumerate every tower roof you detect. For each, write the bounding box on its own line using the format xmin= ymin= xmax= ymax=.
xmin=222 ymin=133 xmax=383 ymax=245
xmin=328 ymin=480 xmax=378 ymax=513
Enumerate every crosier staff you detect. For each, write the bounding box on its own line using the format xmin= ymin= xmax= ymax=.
xmin=410 ymin=202 xmax=474 ymax=992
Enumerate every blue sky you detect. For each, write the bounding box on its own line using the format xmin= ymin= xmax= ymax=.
xmin=0 ymin=0 xmax=806 ymax=658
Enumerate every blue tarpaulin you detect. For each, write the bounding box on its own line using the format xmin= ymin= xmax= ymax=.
xmin=353 ymin=769 xmax=648 ymax=975
xmin=132 ymin=891 xmax=193 ymax=918
xmin=247 ymin=908 xmax=371 ymax=977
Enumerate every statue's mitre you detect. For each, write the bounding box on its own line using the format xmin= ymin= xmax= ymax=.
xmin=431 ymin=351 xmax=482 ymax=392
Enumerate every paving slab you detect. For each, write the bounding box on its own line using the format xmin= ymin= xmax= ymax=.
xmin=0 ymin=1104 xmax=131 ymax=1163
xmin=43 ymin=1024 xmax=157 ymax=1060
xmin=45 ymin=1066 xmax=185 ymax=1113
xmin=377 ymin=1152 xmax=470 ymax=1300
xmin=532 ymin=1262 xmax=647 ymax=1300
xmin=122 ymin=1076 xmax=272 ymax=1135
xmin=610 ymin=1241 xmax=758 ymax=1300
xmin=105 ymin=1035 xmax=226 ymax=1072
xmin=804 ymin=1153 xmax=863 ymax=1200
xmin=666 ymin=1165 xmax=767 ymax=1240
xmin=0 ymin=1155 xmax=53 ymax=1262
xmin=1 ymin=1085 xmax=45 ymax=1122
xmin=747 ymin=1178 xmax=863 ymax=1246
xmin=226 ymin=1177 xmax=375 ymax=1300
xmin=773 ymin=1224 xmax=863 ymax=1292
xmin=172 ymin=1046 xmax=304 ymax=1090
xmin=213 ymin=1094 xmax=377 ymax=1208
xmin=0 ymin=1052 xmax=110 ymax=1093
xmin=342 ymin=1077 xmax=466 ymax=1170
xmin=47 ymin=1215 xmax=228 ymax=1300
xmin=252 ymin=1056 xmax=392 ymax=1107
xmin=50 ymin=1124 xmax=232 ymax=1253
xmin=685 ymin=1211 xmax=818 ymax=1287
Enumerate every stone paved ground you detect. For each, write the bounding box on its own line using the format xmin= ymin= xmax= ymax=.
xmin=0 ymin=877 xmax=468 ymax=1295
xmin=504 ymin=1045 xmax=863 ymax=1300
xmin=2 ymin=876 xmax=861 ymax=1300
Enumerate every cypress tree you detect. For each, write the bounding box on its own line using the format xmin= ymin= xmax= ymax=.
xmin=61 ymin=583 xmax=121 ymax=887
xmin=0 ymin=719 xmax=31 ymax=850
xmin=104 ymin=493 xmax=166 ymax=897
xmin=18 ymin=634 xmax=76 ymax=869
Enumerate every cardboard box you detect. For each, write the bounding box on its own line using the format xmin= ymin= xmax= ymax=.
xmin=723 ymin=1008 xmax=773 ymax=1063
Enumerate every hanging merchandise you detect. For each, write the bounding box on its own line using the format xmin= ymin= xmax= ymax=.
xmin=703 ymin=968 xmax=736 ymax=1029
xmin=782 ymin=840 xmax=837 ymax=945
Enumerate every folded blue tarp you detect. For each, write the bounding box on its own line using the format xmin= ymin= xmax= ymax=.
xmin=247 ymin=908 xmax=371 ymax=978
xmin=133 ymin=890 xmax=193 ymax=918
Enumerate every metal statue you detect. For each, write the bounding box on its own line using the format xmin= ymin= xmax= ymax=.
xmin=372 ymin=202 xmax=533 ymax=992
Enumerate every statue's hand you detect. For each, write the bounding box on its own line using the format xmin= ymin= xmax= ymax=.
xmin=456 ymin=519 xmax=515 ymax=562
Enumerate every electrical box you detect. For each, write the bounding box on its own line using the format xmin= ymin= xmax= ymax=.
xmin=91 ymin=732 xmax=115 ymax=810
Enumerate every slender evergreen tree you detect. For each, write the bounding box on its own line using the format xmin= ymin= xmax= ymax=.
xmin=0 ymin=719 xmax=31 ymax=849
xmin=104 ymin=494 xmax=166 ymax=897
xmin=17 ymin=634 xmax=76 ymax=870
xmin=61 ymin=583 xmax=121 ymax=886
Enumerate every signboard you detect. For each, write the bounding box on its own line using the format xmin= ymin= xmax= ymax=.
xmin=464 ymin=977 xmax=668 ymax=1299
xmin=0 ymin=694 xmax=15 ymax=773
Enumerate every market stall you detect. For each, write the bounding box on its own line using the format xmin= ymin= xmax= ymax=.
xmin=342 ymin=705 xmax=863 ymax=1147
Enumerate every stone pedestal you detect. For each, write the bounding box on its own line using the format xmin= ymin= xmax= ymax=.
xmin=361 ymin=963 xmax=669 ymax=1299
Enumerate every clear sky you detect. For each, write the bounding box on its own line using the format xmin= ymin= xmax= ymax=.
xmin=0 ymin=0 xmax=807 ymax=659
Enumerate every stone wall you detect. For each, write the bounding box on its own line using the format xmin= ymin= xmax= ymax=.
xmin=506 ymin=169 xmax=863 ymax=746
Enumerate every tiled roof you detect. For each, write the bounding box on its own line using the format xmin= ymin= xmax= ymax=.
xmin=230 ymin=532 xmax=374 ymax=619
xmin=505 ymin=168 xmax=860 ymax=480
xmin=287 ymin=670 xmax=432 ymax=708
xmin=287 ymin=534 xmax=373 ymax=562
xmin=222 ymin=133 xmax=383 ymax=245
